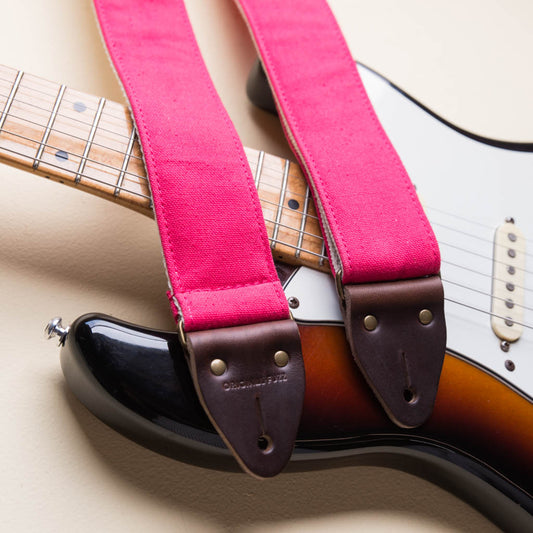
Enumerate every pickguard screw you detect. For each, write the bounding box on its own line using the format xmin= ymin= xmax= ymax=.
xmin=418 ymin=309 xmax=433 ymax=325
xmin=288 ymin=296 xmax=300 ymax=309
xmin=210 ymin=359 xmax=227 ymax=376
xmin=500 ymin=340 xmax=510 ymax=353
xmin=505 ymin=359 xmax=515 ymax=372
xmin=505 ymin=217 xmax=515 ymax=224
xmin=274 ymin=350 xmax=289 ymax=367
xmin=363 ymin=315 xmax=378 ymax=331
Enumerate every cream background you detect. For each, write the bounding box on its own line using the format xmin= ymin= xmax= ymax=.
xmin=1 ymin=0 xmax=532 ymax=531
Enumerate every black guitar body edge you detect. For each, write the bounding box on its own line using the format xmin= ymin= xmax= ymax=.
xmin=59 ymin=313 xmax=533 ymax=532
xmin=246 ymin=58 xmax=533 ymax=152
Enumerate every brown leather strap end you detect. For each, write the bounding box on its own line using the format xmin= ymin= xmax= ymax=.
xmin=343 ymin=275 xmax=446 ymax=428
xmin=185 ymin=319 xmax=305 ymax=478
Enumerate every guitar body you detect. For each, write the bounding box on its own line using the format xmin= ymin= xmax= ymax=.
xmin=43 ymin=62 xmax=532 ymax=528
xmin=60 ymin=312 xmax=533 ymax=529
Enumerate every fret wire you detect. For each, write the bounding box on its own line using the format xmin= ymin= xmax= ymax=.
xmin=0 ymin=70 xmax=24 ymax=133
xmin=0 ymin=126 xmax=149 ymax=183
xmin=319 ymin=241 xmax=327 ymax=266
xmin=114 ymin=126 xmax=137 ymax=196
xmin=33 ymin=84 xmax=66 ymax=170
xmin=254 ymin=150 xmax=264 ymax=188
xmin=295 ymin=184 xmax=311 ymax=258
xmin=270 ymin=159 xmax=290 ymax=250
xmin=5 ymin=107 xmax=144 ymax=163
xmin=0 ymin=143 xmax=151 ymax=200
xmin=76 ymin=97 xmax=105 ymax=184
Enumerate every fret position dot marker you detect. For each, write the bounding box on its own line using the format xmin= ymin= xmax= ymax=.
xmin=288 ymin=199 xmax=299 ymax=210
xmin=73 ymin=101 xmax=87 ymax=113
xmin=55 ymin=150 xmax=69 ymax=161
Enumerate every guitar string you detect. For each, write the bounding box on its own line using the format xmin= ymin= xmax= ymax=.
xmin=0 ymin=75 xmax=132 ymax=122
xmin=441 ymin=259 xmax=533 ymax=295
xmin=5 ymin=124 xmax=529 ymax=296
xmin=2 ymin=127 xmax=529 ymax=307
xmin=261 ymin=197 xmax=533 ymax=284
xmin=3 ymin=89 xmax=533 ymax=273
xmin=0 ymin=144 xmax=151 ymax=200
xmin=3 ymin=78 xmax=533 ymax=330
xmin=3 ymin=96 xmax=139 ymax=148
xmin=5 ymin=109 xmax=531 ymax=268
xmin=2 ymin=142 xmax=533 ymax=327
xmin=0 ymin=87 xmax=136 ymax=143
xmin=431 ymin=220 xmax=533 ymax=260
xmin=0 ymin=127 xmax=147 ymax=183
xmin=3 ymin=108 xmax=145 ymax=163
xmin=444 ymin=297 xmax=533 ymax=330
xmin=3 ymin=91 xmax=532 ymax=255
xmin=425 ymin=204 xmax=533 ymax=248
xmin=439 ymin=240 xmax=532 ymax=275
xmin=3 ymin=113 xmax=533 ymax=271
xmin=263 ymin=210 xmax=533 ymax=309
xmin=442 ymin=278 xmax=533 ymax=312
xmin=2 ymin=125 xmax=533 ymax=284
xmin=3 ymin=78 xmax=533 ymax=250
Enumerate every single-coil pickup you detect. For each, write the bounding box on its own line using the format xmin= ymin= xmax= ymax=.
xmin=491 ymin=220 xmax=525 ymax=342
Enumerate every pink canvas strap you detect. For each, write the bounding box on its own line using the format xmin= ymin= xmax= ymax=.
xmin=93 ymin=0 xmax=304 ymax=477
xmin=236 ymin=0 xmax=446 ymax=427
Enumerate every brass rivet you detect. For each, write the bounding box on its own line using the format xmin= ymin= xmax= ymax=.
xmin=419 ymin=309 xmax=433 ymax=325
xmin=363 ymin=315 xmax=378 ymax=331
xmin=210 ymin=358 xmax=227 ymax=376
xmin=274 ymin=350 xmax=289 ymax=367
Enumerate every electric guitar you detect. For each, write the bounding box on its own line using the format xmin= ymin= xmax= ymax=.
xmin=1 ymin=61 xmax=532 ymax=530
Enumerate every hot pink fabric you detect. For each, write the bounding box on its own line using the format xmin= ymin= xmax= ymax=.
xmin=236 ymin=0 xmax=441 ymax=284
xmin=94 ymin=0 xmax=289 ymax=331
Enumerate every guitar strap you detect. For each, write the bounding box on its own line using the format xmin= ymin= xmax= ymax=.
xmin=235 ymin=0 xmax=446 ymax=428
xmin=93 ymin=0 xmax=305 ymax=478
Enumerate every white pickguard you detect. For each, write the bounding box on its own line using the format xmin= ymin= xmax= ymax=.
xmin=284 ymin=65 xmax=533 ymax=400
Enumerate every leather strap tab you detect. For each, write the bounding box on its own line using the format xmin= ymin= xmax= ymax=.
xmin=186 ymin=319 xmax=304 ymax=478
xmin=343 ymin=275 xmax=446 ymax=428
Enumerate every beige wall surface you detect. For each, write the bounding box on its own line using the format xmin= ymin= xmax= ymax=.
xmin=1 ymin=1 xmax=532 ymax=531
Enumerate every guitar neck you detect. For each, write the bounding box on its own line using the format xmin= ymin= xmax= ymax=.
xmin=0 ymin=65 xmax=329 ymax=272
